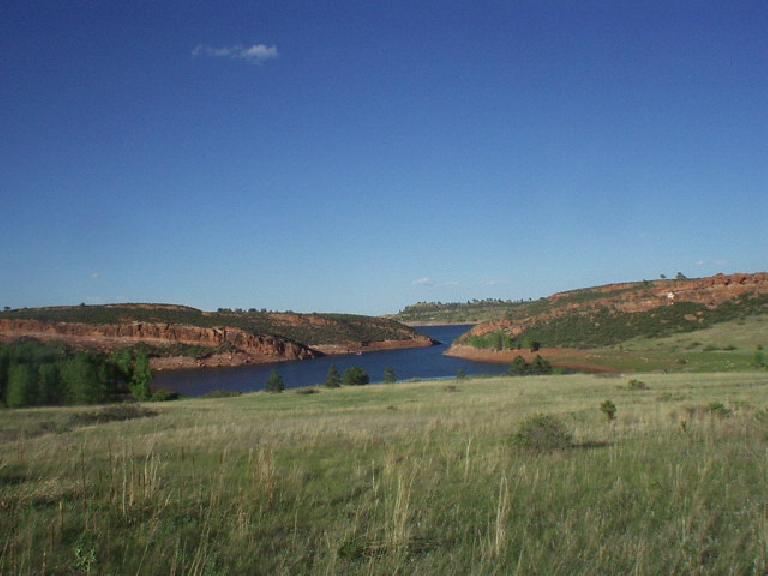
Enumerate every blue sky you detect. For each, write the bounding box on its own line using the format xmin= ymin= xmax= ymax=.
xmin=1 ymin=1 xmax=766 ymax=315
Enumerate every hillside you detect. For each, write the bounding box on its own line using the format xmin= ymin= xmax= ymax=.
xmin=0 ymin=304 xmax=435 ymax=369
xmin=446 ymin=272 xmax=768 ymax=370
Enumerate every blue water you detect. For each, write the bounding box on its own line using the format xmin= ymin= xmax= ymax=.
xmin=152 ymin=325 xmax=510 ymax=397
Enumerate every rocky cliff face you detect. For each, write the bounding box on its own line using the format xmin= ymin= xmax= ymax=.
xmin=463 ymin=272 xmax=768 ymax=339
xmin=0 ymin=319 xmax=315 ymax=368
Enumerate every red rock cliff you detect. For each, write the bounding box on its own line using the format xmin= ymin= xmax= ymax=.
xmin=466 ymin=272 xmax=768 ymax=339
xmin=0 ymin=319 xmax=315 ymax=368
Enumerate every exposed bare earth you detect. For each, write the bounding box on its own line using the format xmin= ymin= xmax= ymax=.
xmin=444 ymin=344 xmax=617 ymax=373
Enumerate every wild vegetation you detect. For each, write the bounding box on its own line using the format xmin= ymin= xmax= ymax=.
xmin=0 ymin=341 xmax=154 ymax=408
xmin=2 ymin=372 xmax=768 ymax=574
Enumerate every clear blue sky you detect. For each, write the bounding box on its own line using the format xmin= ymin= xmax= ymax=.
xmin=2 ymin=1 xmax=766 ymax=315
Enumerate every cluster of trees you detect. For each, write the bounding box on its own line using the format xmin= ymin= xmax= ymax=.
xmin=466 ymin=331 xmax=541 ymax=352
xmin=323 ymin=365 xmax=372 ymax=388
xmin=0 ymin=341 xmax=153 ymax=408
xmin=507 ymin=355 xmax=554 ymax=376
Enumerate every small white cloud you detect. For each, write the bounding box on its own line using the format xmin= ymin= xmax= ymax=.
xmin=90 ymin=272 xmax=101 ymax=279
xmin=442 ymin=281 xmax=460 ymax=287
xmin=193 ymin=43 xmax=278 ymax=63
xmin=695 ymin=260 xmax=706 ymax=268
xmin=412 ymin=277 xmax=435 ymax=286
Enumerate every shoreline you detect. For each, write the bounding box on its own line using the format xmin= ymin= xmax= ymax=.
xmin=444 ymin=344 xmax=618 ymax=373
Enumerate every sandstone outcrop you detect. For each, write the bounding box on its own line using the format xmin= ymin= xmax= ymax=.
xmin=0 ymin=319 xmax=314 ymax=368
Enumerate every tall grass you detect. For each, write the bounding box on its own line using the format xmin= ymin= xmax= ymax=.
xmin=1 ymin=372 xmax=768 ymax=574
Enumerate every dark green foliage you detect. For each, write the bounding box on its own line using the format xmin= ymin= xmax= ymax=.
xmin=507 ymin=355 xmax=553 ymax=376
xmin=600 ymin=400 xmax=617 ymax=421
xmin=512 ymin=414 xmax=573 ymax=451
xmin=383 ymin=367 xmax=397 ymax=384
xmin=343 ymin=367 xmax=369 ymax=386
xmin=7 ymin=364 xmax=37 ymax=408
xmin=265 ymin=370 xmax=284 ymax=393
xmin=60 ymin=354 xmax=106 ymax=404
xmin=37 ymin=363 xmax=61 ymax=404
xmin=324 ymin=364 xmax=341 ymax=388
xmin=456 ymin=369 xmax=467 ymax=380
xmin=0 ymin=341 xmax=139 ymax=407
xmin=627 ymin=379 xmax=649 ymax=391
xmin=130 ymin=352 xmax=152 ymax=401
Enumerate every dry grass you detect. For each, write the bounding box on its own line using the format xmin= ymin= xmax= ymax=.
xmin=2 ymin=372 xmax=768 ymax=574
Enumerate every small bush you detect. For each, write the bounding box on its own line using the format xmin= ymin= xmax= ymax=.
xmin=627 ymin=379 xmax=649 ymax=391
xmin=705 ymin=402 xmax=732 ymax=418
xmin=456 ymin=369 xmax=467 ymax=380
xmin=343 ymin=367 xmax=369 ymax=386
xmin=512 ymin=414 xmax=573 ymax=451
xmin=295 ymin=388 xmax=320 ymax=395
xmin=703 ymin=344 xmax=719 ymax=352
xmin=265 ymin=370 xmax=285 ymax=393
xmin=69 ymin=404 xmax=158 ymax=426
xmin=600 ymin=400 xmax=617 ymax=421
xmin=723 ymin=344 xmax=737 ymax=351
xmin=201 ymin=390 xmax=242 ymax=398
xmin=151 ymin=389 xmax=180 ymax=401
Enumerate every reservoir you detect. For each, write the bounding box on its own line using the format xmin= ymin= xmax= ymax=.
xmin=153 ymin=324 xmax=510 ymax=397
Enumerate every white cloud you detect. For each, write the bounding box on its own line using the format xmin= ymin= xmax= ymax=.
xmin=412 ymin=277 xmax=436 ymax=286
xmin=193 ymin=43 xmax=278 ymax=63
xmin=90 ymin=272 xmax=101 ymax=279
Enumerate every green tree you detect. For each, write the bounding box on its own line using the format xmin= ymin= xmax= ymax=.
xmin=343 ymin=367 xmax=369 ymax=386
xmin=37 ymin=363 xmax=60 ymax=404
xmin=324 ymin=364 xmax=341 ymax=388
xmin=383 ymin=367 xmax=397 ymax=384
xmin=61 ymin=355 xmax=105 ymax=404
xmin=266 ymin=369 xmax=284 ymax=393
xmin=456 ymin=368 xmax=467 ymax=380
xmin=112 ymin=348 xmax=133 ymax=378
xmin=130 ymin=352 xmax=152 ymax=401
xmin=7 ymin=363 xmax=38 ymax=407
xmin=508 ymin=356 xmax=528 ymax=375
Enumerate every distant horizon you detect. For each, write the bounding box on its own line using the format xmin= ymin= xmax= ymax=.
xmin=3 ymin=268 xmax=764 ymax=317
xmin=2 ymin=2 xmax=766 ymax=315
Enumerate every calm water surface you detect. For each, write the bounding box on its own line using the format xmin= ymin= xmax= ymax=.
xmin=153 ymin=325 xmax=509 ymax=397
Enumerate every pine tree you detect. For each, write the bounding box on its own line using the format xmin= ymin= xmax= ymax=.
xmin=383 ymin=368 xmax=397 ymax=384
xmin=266 ymin=369 xmax=284 ymax=393
xmin=324 ymin=364 xmax=341 ymax=388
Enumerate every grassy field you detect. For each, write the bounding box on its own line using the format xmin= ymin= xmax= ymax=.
xmin=2 ymin=372 xmax=768 ymax=574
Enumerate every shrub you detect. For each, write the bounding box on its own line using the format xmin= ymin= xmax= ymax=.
xmin=324 ymin=364 xmax=341 ymax=388
xmin=456 ymin=369 xmax=467 ymax=380
xmin=69 ymin=404 xmax=158 ymax=426
xmin=383 ymin=367 xmax=397 ymax=384
xmin=343 ymin=367 xmax=369 ymax=386
xmin=150 ymin=389 xmax=180 ymax=401
xmin=512 ymin=414 xmax=573 ymax=451
xmin=627 ymin=379 xmax=649 ymax=391
xmin=600 ymin=399 xmax=617 ymax=421
xmin=201 ymin=390 xmax=241 ymax=399
xmin=705 ymin=402 xmax=732 ymax=418
xmin=265 ymin=370 xmax=284 ymax=393
xmin=295 ymin=388 xmax=320 ymax=395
